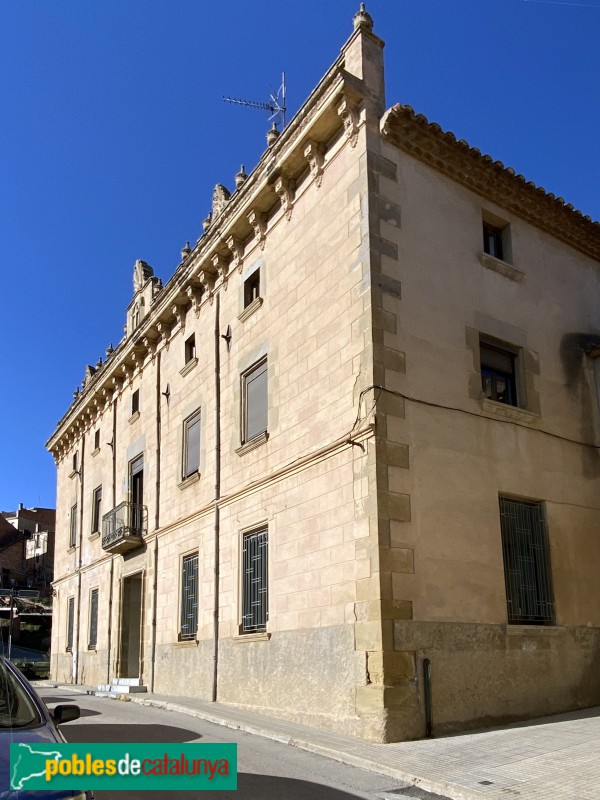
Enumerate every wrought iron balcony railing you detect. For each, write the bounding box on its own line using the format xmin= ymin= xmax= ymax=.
xmin=101 ymin=501 xmax=146 ymax=554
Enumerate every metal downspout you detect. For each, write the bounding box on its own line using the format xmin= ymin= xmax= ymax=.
xmin=211 ymin=292 xmax=222 ymax=703
xmin=150 ymin=350 xmax=162 ymax=693
xmin=106 ymin=398 xmax=117 ymax=684
xmin=74 ymin=434 xmax=85 ymax=684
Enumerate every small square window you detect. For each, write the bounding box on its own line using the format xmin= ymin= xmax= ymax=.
xmin=72 ymin=451 xmax=78 ymax=474
xmin=480 ymin=338 xmax=518 ymax=407
xmin=483 ymin=222 xmax=505 ymax=261
xmin=185 ymin=334 xmax=196 ymax=364
xmin=131 ymin=389 xmax=140 ymax=415
xmin=94 ymin=429 xmax=100 ymax=451
xmin=183 ymin=410 xmax=201 ymax=479
xmin=242 ymin=358 xmax=268 ymax=444
xmin=91 ymin=485 xmax=102 ymax=534
xmin=244 ymin=270 xmax=261 ymax=309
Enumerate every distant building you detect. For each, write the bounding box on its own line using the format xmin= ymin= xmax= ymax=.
xmin=1 ymin=505 xmax=55 ymax=589
xmin=47 ymin=7 xmax=600 ymax=741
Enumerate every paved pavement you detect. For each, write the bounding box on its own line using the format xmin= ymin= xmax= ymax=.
xmin=35 ymin=681 xmax=600 ymax=800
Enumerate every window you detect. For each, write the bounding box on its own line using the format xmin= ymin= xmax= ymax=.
xmin=242 ymin=358 xmax=268 ymax=443
xmin=244 ymin=270 xmax=261 ymax=308
xmin=91 ymin=485 xmax=102 ymax=533
xmin=499 ymin=497 xmax=554 ymax=625
xmin=185 ymin=334 xmax=196 ymax=364
xmin=241 ymin=528 xmax=268 ymax=633
xmin=69 ymin=504 xmax=78 ymax=548
xmin=129 ymin=454 xmax=144 ymax=534
xmin=131 ymin=389 xmax=140 ymax=416
xmin=66 ymin=597 xmax=75 ymax=651
xmin=480 ymin=338 xmax=518 ymax=406
xmin=483 ymin=221 xmax=504 ymax=260
xmin=71 ymin=451 xmax=79 ymax=476
xmin=88 ymin=588 xmax=99 ymax=650
xmin=183 ymin=410 xmax=201 ymax=479
xmin=180 ymin=554 xmax=198 ymax=641
xmin=94 ymin=429 xmax=100 ymax=451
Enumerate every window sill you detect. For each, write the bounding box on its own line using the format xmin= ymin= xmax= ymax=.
xmin=481 ymin=398 xmax=540 ymax=425
xmin=173 ymin=638 xmax=199 ymax=648
xmin=180 ymin=357 xmax=198 ymax=378
xmin=68 ymin=470 xmax=78 ymax=479
xmin=128 ymin=411 xmax=140 ymax=424
xmin=91 ymin=448 xmax=100 ymax=457
xmin=89 ymin=531 xmax=100 ymax=540
xmin=232 ymin=631 xmax=271 ymax=643
xmin=67 ymin=546 xmax=76 ymax=554
xmin=480 ymin=252 xmax=525 ymax=282
xmin=504 ymin=625 xmax=560 ymax=636
xmin=178 ymin=471 xmax=200 ymax=490
xmin=238 ymin=296 xmax=263 ymax=323
xmin=87 ymin=647 xmax=97 ymax=652
xmin=236 ymin=431 xmax=269 ymax=456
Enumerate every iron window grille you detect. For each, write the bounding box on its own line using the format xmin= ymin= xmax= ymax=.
xmin=480 ymin=340 xmax=518 ymax=406
xmin=66 ymin=597 xmax=75 ymax=651
xmin=241 ymin=358 xmax=268 ymax=444
xmin=91 ymin=485 xmax=102 ymax=533
xmin=69 ymin=504 xmax=77 ymax=548
xmin=499 ymin=497 xmax=555 ymax=625
xmin=183 ymin=410 xmax=201 ymax=479
xmin=180 ymin=554 xmax=198 ymax=641
xmin=241 ymin=528 xmax=268 ymax=633
xmin=88 ymin=588 xmax=99 ymax=650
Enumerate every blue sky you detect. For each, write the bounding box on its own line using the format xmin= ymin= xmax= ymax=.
xmin=1 ymin=0 xmax=599 ymax=512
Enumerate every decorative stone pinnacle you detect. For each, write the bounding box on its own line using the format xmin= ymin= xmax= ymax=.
xmin=353 ymin=3 xmax=373 ymax=31
xmin=181 ymin=241 xmax=192 ymax=260
xmin=235 ymin=164 xmax=248 ymax=189
xmin=266 ymin=123 xmax=280 ymax=147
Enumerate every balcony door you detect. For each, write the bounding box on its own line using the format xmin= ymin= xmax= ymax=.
xmin=129 ymin=454 xmax=144 ymax=533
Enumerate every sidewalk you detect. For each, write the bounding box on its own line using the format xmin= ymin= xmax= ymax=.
xmin=38 ymin=681 xmax=600 ymax=800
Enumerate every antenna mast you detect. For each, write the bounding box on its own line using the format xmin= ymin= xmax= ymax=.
xmin=223 ymin=72 xmax=287 ymax=130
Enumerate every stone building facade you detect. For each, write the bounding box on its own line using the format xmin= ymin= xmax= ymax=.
xmin=47 ymin=7 xmax=600 ymax=741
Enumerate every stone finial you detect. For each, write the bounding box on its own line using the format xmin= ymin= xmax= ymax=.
xmin=212 ymin=184 xmax=231 ymax=219
xmin=266 ymin=123 xmax=280 ymax=147
xmin=133 ymin=259 xmax=154 ymax=293
xmin=203 ymin=213 xmax=213 ymax=232
xmin=353 ymin=3 xmax=373 ymax=32
xmin=106 ymin=343 xmax=114 ymax=357
xmin=235 ymin=165 xmax=248 ymax=189
xmin=181 ymin=241 xmax=192 ymax=260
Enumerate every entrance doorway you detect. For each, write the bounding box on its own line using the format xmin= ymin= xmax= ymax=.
xmin=119 ymin=572 xmax=143 ymax=678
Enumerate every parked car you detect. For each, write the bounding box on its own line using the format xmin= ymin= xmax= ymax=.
xmin=0 ymin=656 xmax=92 ymax=798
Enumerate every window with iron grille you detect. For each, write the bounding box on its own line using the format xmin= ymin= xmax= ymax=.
xmin=88 ymin=588 xmax=99 ymax=650
xmin=69 ymin=504 xmax=77 ymax=548
xmin=182 ymin=410 xmax=201 ymax=479
xmin=241 ymin=528 xmax=268 ymax=633
xmin=66 ymin=597 xmax=75 ymax=651
xmin=499 ymin=497 xmax=554 ymax=625
xmin=180 ymin=553 xmax=198 ymax=641
xmin=241 ymin=358 xmax=268 ymax=444
xmin=91 ymin=485 xmax=102 ymax=533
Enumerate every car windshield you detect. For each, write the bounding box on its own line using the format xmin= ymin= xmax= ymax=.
xmin=0 ymin=660 xmax=41 ymax=728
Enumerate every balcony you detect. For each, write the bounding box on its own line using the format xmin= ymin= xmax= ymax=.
xmin=102 ymin=502 xmax=146 ymax=554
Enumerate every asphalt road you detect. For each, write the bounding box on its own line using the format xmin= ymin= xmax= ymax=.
xmin=37 ymin=687 xmax=449 ymax=800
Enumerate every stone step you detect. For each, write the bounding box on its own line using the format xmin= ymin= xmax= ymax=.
xmin=112 ymin=678 xmax=144 ymax=686
xmin=95 ymin=679 xmax=148 ymax=695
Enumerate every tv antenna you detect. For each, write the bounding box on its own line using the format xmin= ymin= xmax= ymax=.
xmin=223 ymin=72 xmax=287 ymax=130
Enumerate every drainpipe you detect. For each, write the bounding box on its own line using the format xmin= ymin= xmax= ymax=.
xmin=74 ymin=434 xmax=85 ymax=684
xmin=211 ymin=292 xmax=222 ymax=703
xmin=106 ymin=398 xmax=118 ymax=683
xmin=150 ymin=350 xmax=162 ymax=692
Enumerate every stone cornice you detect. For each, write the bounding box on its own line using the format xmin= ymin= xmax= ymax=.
xmin=381 ymin=104 xmax=600 ymax=264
